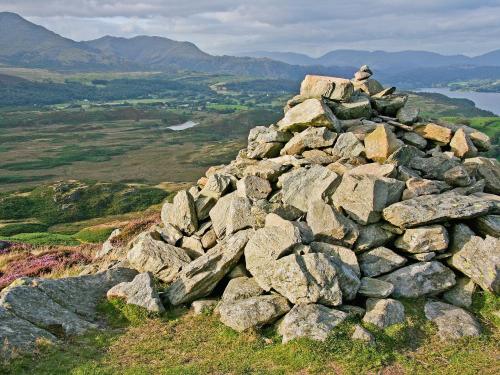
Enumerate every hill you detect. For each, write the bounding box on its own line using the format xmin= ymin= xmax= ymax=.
xmin=0 ymin=12 xmax=354 ymax=79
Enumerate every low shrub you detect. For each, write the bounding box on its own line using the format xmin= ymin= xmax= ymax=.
xmin=0 ymin=223 xmax=49 ymax=236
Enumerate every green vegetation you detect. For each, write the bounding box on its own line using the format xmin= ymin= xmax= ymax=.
xmin=448 ymin=79 xmax=500 ymax=93
xmin=0 ymin=232 xmax=80 ymax=246
xmin=0 ymin=223 xmax=48 ymax=236
xmin=3 ymin=292 xmax=498 ymax=374
xmin=74 ymin=227 xmax=115 ymax=244
xmin=0 ymin=181 xmax=167 ymax=226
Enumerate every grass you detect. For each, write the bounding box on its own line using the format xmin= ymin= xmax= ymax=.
xmin=74 ymin=227 xmax=115 ymax=244
xmin=0 ymin=232 xmax=80 ymax=246
xmin=2 ymin=292 xmax=498 ymax=374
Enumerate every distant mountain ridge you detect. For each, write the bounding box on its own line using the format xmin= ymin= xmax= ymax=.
xmin=241 ymin=49 xmax=500 ymax=71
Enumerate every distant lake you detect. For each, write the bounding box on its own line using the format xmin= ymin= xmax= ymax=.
xmin=415 ymin=87 xmax=500 ymax=116
xmin=167 ymin=121 xmax=199 ymax=131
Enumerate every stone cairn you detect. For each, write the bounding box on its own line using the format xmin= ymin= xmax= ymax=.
xmin=119 ymin=67 xmax=499 ymax=343
xmin=3 ymin=68 xmax=498 ymax=357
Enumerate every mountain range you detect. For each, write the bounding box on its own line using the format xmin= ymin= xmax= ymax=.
xmin=0 ymin=11 xmax=499 ymax=85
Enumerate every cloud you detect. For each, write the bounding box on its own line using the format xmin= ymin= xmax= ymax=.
xmin=1 ymin=0 xmax=499 ymax=56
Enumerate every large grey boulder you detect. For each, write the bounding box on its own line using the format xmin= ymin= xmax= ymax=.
xmin=362 ymin=298 xmax=405 ymax=329
xmin=226 ymin=196 xmax=254 ymax=235
xmin=332 ymin=174 xmax=404 ymax=225
xmin=247 ymin=141 xmax=283 ymax=159
xmin=397 ymin=105 xmax=419 ymax=124
xmin=157 ymin=223 xmax=183 ymax=246
xmin=307 ymin=200 xmax=359 ymax=246
xmin=279 ymin=165 xmax=339 ymax=212
xmin=271 ymin=253 xmax=343 ymax=306
xmin=382 ymin=192 xmax=493 ymax=228
xmin=409 ymin=154 xmax=460 ymax=180
xmin=0 ymin=268 xmax=136 ymax=341
xmin=248 ymin=126 xmax=292 ymax=144
xmin=379 ymin=261 xmax=456 ymax=298
xmin=0 ymin=306 xmax=57 ymax=358
xmin=448 ymin=233 xmax=500 ymax=293
xmin=107 ymin=272 xmax=164 ymax=313
xmin=165 ymin=190 xmax=198 ymax=235
xmin=394 ymin=225 xmax=449 ymax=254
xmin=281 ymin=127 xmax=337 ymax=156
xmin=221 ymin=277 xmax=264 ymax=303
xmin=278 ymin=304 xmax=348 ymax=343
xmin=166 ymin=230 xmax=252 ymax=305
xmin=371 ymin=94 xmax=407 ymax=117
xmin=277 ymin=98 xmax=340 ymax=132
xmin=209 ymin=192 xmax=236 ymax=238
xmin=358 ymin=247 xmax=407 ymax=277
xmin=219 ymin=295 xmax=290 ymax=332
xmin=329 ymin=96 xmax=372 ymax=120
xmin=127 ymin=231 xmax=190 ymax=283
xmin=424 ymin=301 xmax=481 ymax=340
xmin=245 ymin=223 xmax=302 ymax=291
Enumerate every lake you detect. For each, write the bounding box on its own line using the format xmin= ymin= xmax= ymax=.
xmin=167 ymin=120 xmax=199 ymax=131
xmin=416 ymin=88 xmax=500 ymax=116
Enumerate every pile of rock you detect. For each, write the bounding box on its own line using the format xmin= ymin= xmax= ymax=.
xmin=113 ymin=67 xmax=499 ymax=344
xmin=2 ymin=68 xmax=498 ymax=355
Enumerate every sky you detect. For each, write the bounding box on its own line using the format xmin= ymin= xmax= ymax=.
xmin=1 ymin=0 xmax=499 ymax=57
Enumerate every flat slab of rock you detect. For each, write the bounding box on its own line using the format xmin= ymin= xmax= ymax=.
xmin=448 ymin=234 xmax=500 ymax=293
xmin=279 ymin=165 xmax=339 ymax=212
xmin=219 ymin=294 xmax=290 ymax=332
xmin=379 ymin=261 xmax=456 ymax=298
xmin=414 ymin=123 xmax=452 ymax=144
xmin=107 ymin=272 xmax=164 ymax=313
xmin=359 ymin=246 xmax=407 ymax=277
xmin=277 ymin=98 xmax=340 ymax=132
xmin=362 ymin=298 xmax=405 ymax=329
xmin=166 ymin=230 xmax=252 ymax=305
xmin=278 ymin=304 xmax=348 ymax=343
xmin=0 ymin=268 xmax=136 ymax=354
xmin=424 ymin=301 xmax=481 ymax=340
xmin=354 ymin=223 xmax=396 ymax=252
xmin=127 ymin=231 xmax=191 ymax=283
xmin=382 ymin=192 xmax=493 ymax=228
xmin=394 ymin=225 xmax=449 ymax=254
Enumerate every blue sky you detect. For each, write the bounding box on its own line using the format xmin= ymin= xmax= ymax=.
xmin=1 ymin=0 xmax=499 ymax=56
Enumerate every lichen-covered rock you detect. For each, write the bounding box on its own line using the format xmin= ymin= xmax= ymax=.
xmin=403 ymin=177 xmax=449 ymax=200
xmin=362 ymin=298 xmax=405 ymax=329
xmin=371 ymin=94 xmax=407 ymax=116
xmin=107 ymin=272 xmax=164 ymax=313
xmin=279 ymin=165 xmax=339 ymax=212
xmin=199 ymin=173 xmax=233 ymax=198
xmin=245 ymin=223 xmax=302 ymax=291
xmin=219 ymin=295 xmax=290 ymax=332
xmin=358 ymin=277 xmax=394 ymax=298
xmin=382 ymin=192 xmax=493 ymax=228
xmin=278 ymin=304 xmax=347 ymax=343
xmin=397 ymin=105 xmax=419 ymax=124
xmin=448 ymin=233 xmax=500 ymax=293
xmin=127 ymin=231 xmax=190 ymax=283
xmin=221 ymin=277 xmax=264 ymax=303
xmin=96 ymin=228 xmax=121 ymax=258
xmin=424 ymin=301 xmax=481 ymax=340
xmin=166 ymin=190 xmax=198 ymax=235
xmin=310 ymin=242 xmax=360 ymax=277
xmin=277 ymin=98 xmax=340 ymax=132
xmin=236 ymin=175 xmax=272 ymax=201
xmin=354 ymin=224 xmax=396 ymax=251
xmin=443 ymin=277 xmax=476 ymax=308
xmin=307 ymin=200 xmax=359 ymax=246
xmin=379 ymin=261 xmax=456 ymax=298
xmin=394 ymin=225 xmax=449 ymax=254
xmin=443 ymin=165 xmax=472 ymax=187
xmin=226 ymin=196 xmax=254 ymax=235
xmin=475 ymin=215 xmax=500 ymax=237
xmin=329 ymin=132 xmax=365 ymax=160
xmin=166 ymin=230 xmax=252 ymax=305
xmin=248 ymin=126 xmax=292 ymax=144
xmin=351 ymin=324 xmax=375 ymax=345
xmin=157 ymin=223 xmax=183 ymax=246
xmin=329 ymin=96 xmax=372 ymax=120
xmin=463 ymin=157 xmax=500 ymax=195
xmin=332 ymin=174 xmax=405 ymax=225
xmin=180 ymin=236 xmax=205 ymax=259
xmin=271 ymin=253 xmax=343 ymax=305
